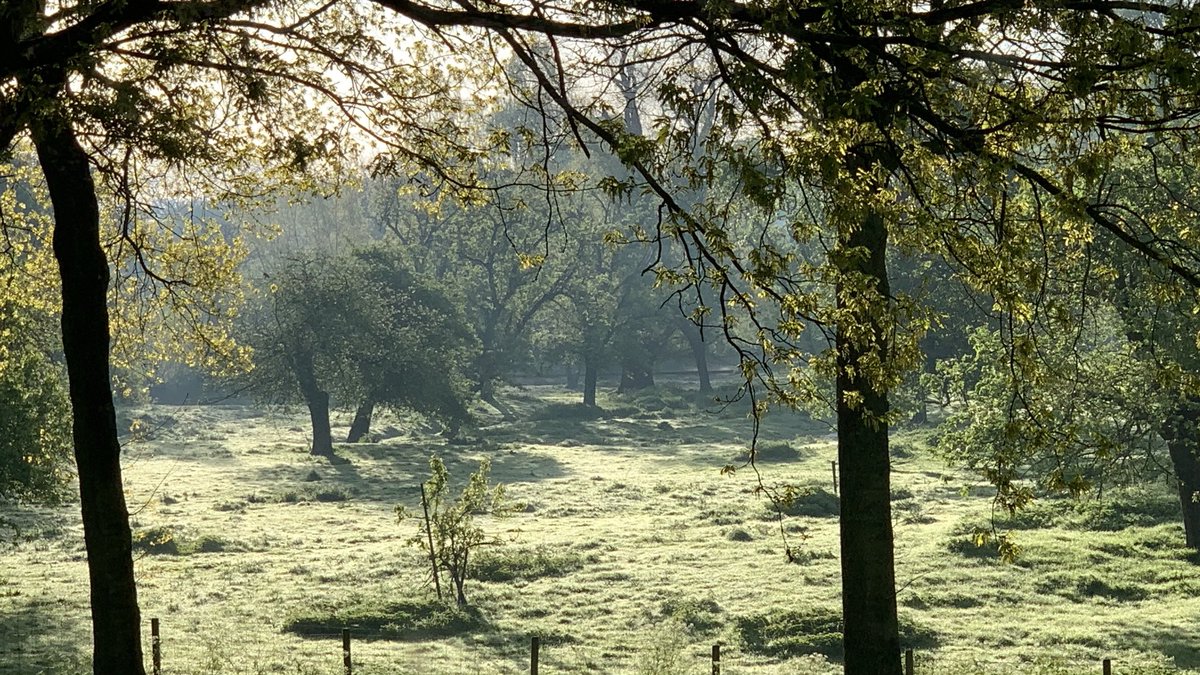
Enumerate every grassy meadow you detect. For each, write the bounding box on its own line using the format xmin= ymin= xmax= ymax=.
xmin=1 ymin=383 xmax=1198 ymax=674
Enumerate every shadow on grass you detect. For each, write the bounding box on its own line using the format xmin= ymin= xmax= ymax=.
xmin=0 ymin=595 xmax=90 ymax=673
xmin=248 ymin=440 xmax=567 ymax=505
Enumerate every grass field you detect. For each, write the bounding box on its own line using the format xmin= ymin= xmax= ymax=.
xmin=2 ymin=383 xmax=1198 ymax=674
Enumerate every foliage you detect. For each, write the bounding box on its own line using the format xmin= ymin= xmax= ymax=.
xmin=0 ymin=343 xmax=73 ymax=512
xmin=397 ymin=456 xmax=515 ymax=606
xmin=238 ymin=246 xmax=476 ymax=432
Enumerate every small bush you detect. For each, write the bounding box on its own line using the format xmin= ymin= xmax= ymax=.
xmin=770 ymin=487 xmax=840 ymax=519
xmin=132 ymin=526 xmax=182 ymax=555
xmin=469 ymin=546 xmax=587 ymax=582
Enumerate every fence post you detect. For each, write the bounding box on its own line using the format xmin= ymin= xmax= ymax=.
xmin=712 ymin=644 xmax=721 ymax=675
xmin=1103 ymin=659 xmax=1112 ymax=675
xmin=151 ymin=618 xmax=161 ymax=675
xmin=343 ymin=629 xmax=351 ymax=675
xmin=530 ymin=635 xmax=540 ymax=675
xmin=831 ymin=461 xmax=838 ymax=495
xmin=905 ymin=648 xmax=914 ymax=675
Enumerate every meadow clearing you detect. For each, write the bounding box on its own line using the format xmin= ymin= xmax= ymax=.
xmin=1 ymin=383 xmax=1198 ymax=674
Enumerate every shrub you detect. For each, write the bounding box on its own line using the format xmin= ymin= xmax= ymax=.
xmin=769 ymin=486 xmax=840 ymax=518
xmin=397 ymin=455 xmax=515 ymax=606
xmin=132 ymin=526 xmax=182 ymax=555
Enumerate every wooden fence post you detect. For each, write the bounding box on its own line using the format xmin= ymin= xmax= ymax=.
xmin=712 ymin=644 xmax=721 ymax=675
xmin=530 ymin=635 xmax=540 ymax=675
xmin=343 ymin=629 xmax=351 ymax=675
xmin=831 ymin=461 xmax=838 ymax=495
xmin=1103 ymin=658 xmax=1112 ymax=675
xmin=905 ymin=648 xmax=914 ymax=675
xmin=150 ymin=618 xmax=161 ymax=675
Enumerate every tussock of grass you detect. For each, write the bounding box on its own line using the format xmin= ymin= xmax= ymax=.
xmin=242 ymin=483 xmax=351 ymax=505
xmin=656 ymin=596 xmax=723 ymax=633
xmin=282 ymin=597 xmax=486 ymax=639
xmin=529 ymin=403 xmax=608 ymax=421
xmin=736 ymin=607 xmax=936 ymax=660
xmin=469 ymin=545 xmax=589 ymax=582
xmin=734 ymin=440 xmax=803 ymax=463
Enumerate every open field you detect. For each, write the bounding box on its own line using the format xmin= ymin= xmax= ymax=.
xmin=2 ymin=383 xmax=1198 ymax=674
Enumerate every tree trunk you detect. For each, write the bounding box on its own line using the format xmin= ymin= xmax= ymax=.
xmin=583 ymin=357 xmax=598 ymax=407
xmin=293 ymin=349 xmax=334 ymax=456
xmin=1164 ymin=397 xmax=1200 ymax=551
xmin=835 ymin=169 xmax=901 ymax=675
xmin=617 ymin=359 xmax=654 ymax=393
xmin=680 ymin=321 xmax=713 ymax=394
xmin=34 ymin=114 xmax=146 ymax=675
xmin=346 ymin=398 xmax=375 ymax=443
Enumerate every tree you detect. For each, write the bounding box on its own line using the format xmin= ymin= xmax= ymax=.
xmin=13 ymin=3 xmax=1200 ymax=673
xmin=240 ymin=247 xmax=474 ymax=455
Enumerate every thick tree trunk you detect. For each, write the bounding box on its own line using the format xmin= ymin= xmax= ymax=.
xmin=34 ymin=115 xmax=146 ymax=674
xmin=1164 ymin=397 xmax=1200 ymax=551
xmin=835 ymin=178 xmax=901 ymax=674
xmin=293 ymin=350 xmax=334 ymax=456
xmin=681 ymin=322 xmax=713 ymax=394
xmin=583 ymin=357 xmax=598 ymax=407
xmin=346 ymin=398 xmax=375 ymax=443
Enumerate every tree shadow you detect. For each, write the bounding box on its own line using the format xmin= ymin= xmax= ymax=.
xmin=249 ymin=439 xmax=567 ymax=504
xmin=0 ymin=594 xmax=90 ymax=673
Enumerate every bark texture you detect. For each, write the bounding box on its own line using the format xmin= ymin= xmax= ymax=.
xmin=34 ymin=114 xmax=147 ymax=675
xmin=835 ymin=177 xmax=901 ymax=675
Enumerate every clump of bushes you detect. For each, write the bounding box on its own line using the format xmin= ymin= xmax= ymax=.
xmin=768 ymin=486 xmax=840 ymax=518
xmin=131 ymin=526 xmax=240 ymax=556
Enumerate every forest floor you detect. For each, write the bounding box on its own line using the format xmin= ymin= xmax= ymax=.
xmin=1 ymin=382 xmax=1198 ymax=674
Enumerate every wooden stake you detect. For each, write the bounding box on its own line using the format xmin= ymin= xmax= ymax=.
xmin=1103 ymin=659 xmax=1112 ymax=675
xmin=150 ymin=618 xmax=161 ymax=675
xmin=531 ymin=635 xmax=540 ymax=675
xmin=905 ymin=648 xmax=914 ymax=675
xmin=712 ymin=644 xmax=721 ymax=675
xmin=343 ymin=629 xmax=352 ymax=675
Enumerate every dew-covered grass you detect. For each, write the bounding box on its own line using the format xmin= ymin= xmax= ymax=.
xmin=1 ymin=384 xmax=1198 ymax=673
